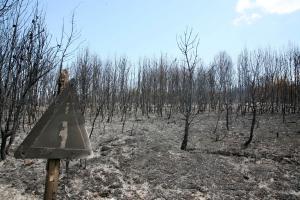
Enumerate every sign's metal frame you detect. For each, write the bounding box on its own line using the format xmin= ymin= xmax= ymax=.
xmin=14 ymin=82 xmax=92 ymax=159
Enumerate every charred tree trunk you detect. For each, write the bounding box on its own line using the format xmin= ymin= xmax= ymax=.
xmin=1 ymin=135 xmax=8 ymax=160
xmin=5 ymin=133 xmax=15 ymax=155
xmin=244 ymin=104 xmax=256 ymax=147
xmin=226 ymin=103 xmax=229 ymax=131
xmin=181 ymin=116 xmax=189 ymax=150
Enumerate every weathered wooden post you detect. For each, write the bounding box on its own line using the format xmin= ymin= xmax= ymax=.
xmin=44 ymin=159 xmax=61 ymax=199
xmin=44 ymin=69 xmax=69 ymax=200
xmin=14 ymin=69 xmax=92 ymax=200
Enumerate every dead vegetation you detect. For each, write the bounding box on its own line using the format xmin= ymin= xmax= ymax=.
xmin=0 ymin=112 xmax=299 ymax=199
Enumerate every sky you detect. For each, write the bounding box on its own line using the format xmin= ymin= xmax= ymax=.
xmin=40 ymin=0 xmax=300 ymax=65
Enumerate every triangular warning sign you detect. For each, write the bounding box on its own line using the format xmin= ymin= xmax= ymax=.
xmin=14 ymin=83 xmax=92 ymax=159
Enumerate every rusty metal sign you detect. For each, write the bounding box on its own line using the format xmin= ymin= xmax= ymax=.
xmin=14 ymin=83 xmax=92 ymax=159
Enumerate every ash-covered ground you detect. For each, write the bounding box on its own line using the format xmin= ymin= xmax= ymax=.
xmin=0 ymin=113 xmax=299 ymax=199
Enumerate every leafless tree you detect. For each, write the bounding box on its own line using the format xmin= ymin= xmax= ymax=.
xmin=177 ymin=28 xmax=200 ymax=151
xmin=212 ymin=51 xmax=234 ymax=132
xmin=238 ymin=49 xmax=262 ymax=147
xmin=0 ymin=0 xmax=62 ymax=160
xmin=74 ymin=49 xmax=92 ymax=116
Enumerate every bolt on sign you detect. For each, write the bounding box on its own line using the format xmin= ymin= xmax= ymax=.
xmin=14 ymin=81 xmax=92 ymax=159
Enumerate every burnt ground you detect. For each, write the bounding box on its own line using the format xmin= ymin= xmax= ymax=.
xmin=0 ymin=112 xmax=299 ymax=199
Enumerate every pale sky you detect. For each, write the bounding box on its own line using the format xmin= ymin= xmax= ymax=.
xmin=40 ymin=0 xmax=300 ymax=65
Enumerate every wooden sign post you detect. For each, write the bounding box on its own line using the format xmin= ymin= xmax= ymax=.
xmin=44 ymin=159 xmax=60 ymax=200
xmin=44 ymin=69 xmax=68 ymax=200
xmin=14 ymin=69 xmax=92 ymax=200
